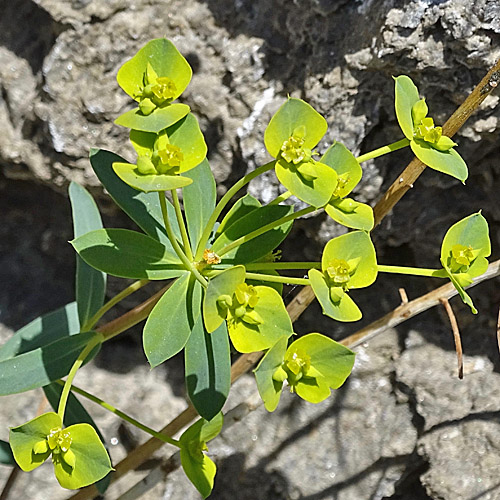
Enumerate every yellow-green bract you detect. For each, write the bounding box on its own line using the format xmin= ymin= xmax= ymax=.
xmin=439 ymin=212 xmax=491 ymax=313
xmin=10 ymin=412 xmax=112 ymax=489
xmin=394 ymin=75 xmax=468 ymax=182
xmin=254 ymin=333 xmax=355 ymax=411
xmin=264 ymin=98 xmax=338 ymax=207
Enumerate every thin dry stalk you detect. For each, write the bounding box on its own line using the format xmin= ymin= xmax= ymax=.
xmin=440 ymin=298 xmax=464 ymax=379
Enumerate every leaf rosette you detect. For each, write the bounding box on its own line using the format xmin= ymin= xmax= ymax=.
xmin=264 ymin=98 xmax=338 ymax=207
xmin=394 ymin=75 xmax=467 ymax=182
xmin=309 ymin=231 xmax=378 ymax=322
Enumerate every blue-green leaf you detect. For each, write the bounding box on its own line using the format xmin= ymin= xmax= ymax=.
xmin=0 ymin=332 xmax=101 ymax=396
xmin=216 ymin=194 xmax=261 ymax=237
xmin=69 ymin=182 xmax=107 ymax=328
xmin=143 ymin=274 xmax=202 ymax=367
xmin=0 ymin=302 xmax=80 ymax=362
xmin=72 ymin=229 xmax=185 ymax=280
xmin=183 ymin=159 xmax=216 ymax=254
xmin=0 ymin=439 xmax=15 ymax=466
xmin=185 ymin=318 xmax=230 ymax=420
xmin=211 ymin=204 xmax=294 ymax=264
xmin=89 ymin=149 xmax=180 ymax=247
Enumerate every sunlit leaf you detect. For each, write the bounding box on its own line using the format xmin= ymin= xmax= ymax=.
xmin=394 ymin=75 xmax=420 ymax=140
xmin=411 ymin=139 xmax=468 ymax=182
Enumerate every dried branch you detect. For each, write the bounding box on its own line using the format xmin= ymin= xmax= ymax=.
xmin=439 ymin=298 xmax=464 ymax=379
xmin=496 ymin=306 xmax=500 ymax=359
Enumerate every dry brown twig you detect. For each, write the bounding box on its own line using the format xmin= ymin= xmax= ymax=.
xmin=63 ymin=58 xmax=500 ymax=499
xmin=439 ymin=298 xmax=464 ymax=379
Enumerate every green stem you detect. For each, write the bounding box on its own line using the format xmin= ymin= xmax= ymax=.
xmin=216 ymin=206 xmax=316 ymax=258
xmin=57 ymin=334 xmax=103 ymax=421
xmin=246 ymin=272 xmax=309 ymax=286
xmin=268 ymin=191 xmax=292 ymax=205
xmin=205 ymin=270 xmax=310 ymax=286
xmin=378 ymin=264 xmax=448 ymax=278
xmin=195 ymin=161 xmax=276 ymax=260
xmin=82 ymin=279 xmax=150 ymax=331
xmin=356 ymin=138 xmax=410 ymax=163
xmin=158 ymin=192 xmax=207 ymax=287
xmin=171 ymin=189 xmax=193 ymax=261
xmin=56 ymin=381 xmax=181 ymax=448
xmin=245 ymin=262 xmax=321 ymax=271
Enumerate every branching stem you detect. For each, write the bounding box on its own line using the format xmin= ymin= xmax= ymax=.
xmin=195 ymin=161 xmax=275 ymax=260
xmin=216 ymin=206 xmax=316 ymax=258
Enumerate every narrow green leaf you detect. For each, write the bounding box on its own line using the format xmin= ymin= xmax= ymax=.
xmin=89 ymin=149 xmax=181 ymax=247
xmin=144 ymin=274 xmax=203 ymax=367
xmin=0 ymin=332 xmax=100 ymax=396
xmin=211 ymin=204 xmax=294 ymax=264
xmin=321 ymin=141 xmax=362 ymax=197
xmin=275 ymin=159 xmax=337 ymax=208
xmin=114 ymin=103 xmax=191 ymax=133
xmin=69 ymin=182 xmax=107 ymax=328
xmin=185 ymin=318 xmax=231 ymax=420
xmin=203 ymin=266 xmax=246 ymax=333
xmin=410 ymin=139 xmax=468 ymax=182
xmin=394 ymin=75 xmax=420 ymax=140
xmin=0 ymin=302 xmax=80 ymax=362
xmin=325 ymin=198 xmax=374 ymax=231
xmin=309 ymin=269 xmax=362 ymax=322
xmin=183 ymin=159 xmax=216 ymax=253
xmin=72 ymin=228 xmax=185 ymax=280
xmin=117 ymin=39 xmax=192 ymax=102
xmin=0 ymin=440 xmax=15 ymax=466
xmin=254 ymin=336 xmax=288 ymax=412
xmin=264 ymin=98 xmax=327 ymax=157
xmin=216 ymin=194 xmax=261 ymax=237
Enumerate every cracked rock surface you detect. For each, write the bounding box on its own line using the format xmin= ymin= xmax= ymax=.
xmin=1 ymin=0 xmax=500 ymax=498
